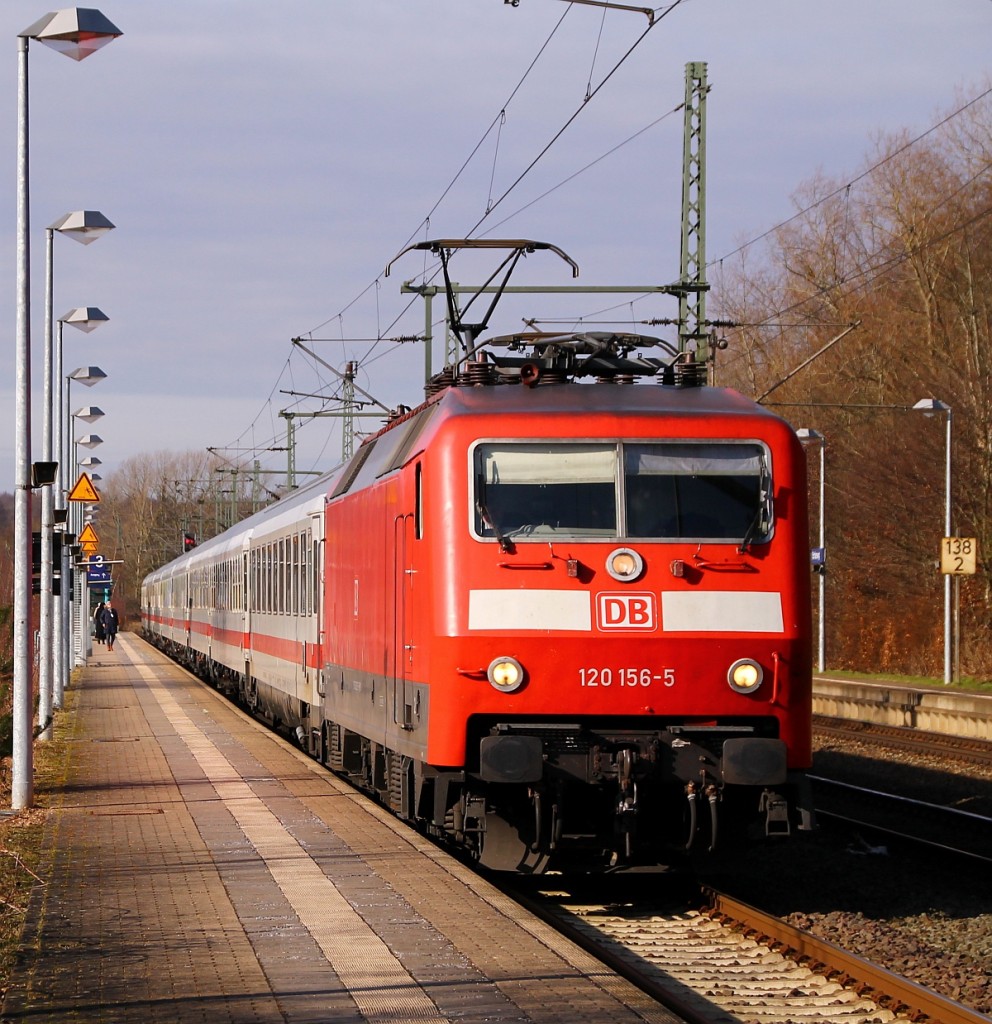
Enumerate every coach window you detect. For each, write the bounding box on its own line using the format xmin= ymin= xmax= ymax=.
xmin=270 ymin=540 xmax=278 ymax=610
xmin=292 ymin=534 xmax=300 ymax=615
xmin=282 ymin=538 xmax=290 ymax=614
xmin=474 ymin=443 xmax=617 ymax=540
xmin=301 ymin=534 xmax=308 ymax=616
xmin=282 ymin=540 xmax=290 ymax=610
xmin=270 ymin=542 xmax=276 ymax=613
xmin=271 ymin=541 xmax=277 ymax=614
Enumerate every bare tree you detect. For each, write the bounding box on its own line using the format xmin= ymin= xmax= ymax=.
xmin=97 ymin=450 xmax=267 ymax=623
xmin=714 ymin=88 xmax=992 ymax=676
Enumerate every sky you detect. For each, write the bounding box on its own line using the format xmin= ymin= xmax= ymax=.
xmin=1 ymin=0 xmax=990 ymax=494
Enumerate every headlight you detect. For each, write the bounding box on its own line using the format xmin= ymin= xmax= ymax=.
xmin=488 ymin=656 xmax=525 ymax=693
xmin=727 ymin=658 xmax=763 ymax=693
xmin=606 ymin=546 xmax=644 ymax=582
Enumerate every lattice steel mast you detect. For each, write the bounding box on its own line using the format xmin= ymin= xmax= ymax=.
xmin=678 ymin=61 xmax=709 ymax=361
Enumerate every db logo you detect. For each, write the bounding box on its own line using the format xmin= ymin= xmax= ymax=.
xmin=597 ymin=593 xmax=657 ymax=631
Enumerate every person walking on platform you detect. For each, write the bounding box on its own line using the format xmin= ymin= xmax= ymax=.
xmin=98 ymin=601 xmax=120 ymax=652
xmin=93 ymin=601 xmax=106 ymax=645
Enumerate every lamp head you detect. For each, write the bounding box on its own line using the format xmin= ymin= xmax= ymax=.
xmin=48 ymin=210 xmax=114 ymax=244
xmin=69 ymin=366 xmax=107 ymax=387
xmin=912 ymin=398 xmax=950 ymax=414
xmin=60 ymin=308 xmax=109 ymax=333
xmin=21 ymin=9 xmax=123 ymax=61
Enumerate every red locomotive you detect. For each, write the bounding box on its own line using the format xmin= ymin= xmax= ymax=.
xmin=143 ymin=243 xmax=815 ymax=873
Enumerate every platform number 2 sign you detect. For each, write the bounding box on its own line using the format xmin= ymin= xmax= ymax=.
xmin=941 ymin=537 xmax=977 ymax=575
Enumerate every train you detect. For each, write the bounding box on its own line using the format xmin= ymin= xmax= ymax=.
xmin=142 ymin=245 xmax=816 ymax=873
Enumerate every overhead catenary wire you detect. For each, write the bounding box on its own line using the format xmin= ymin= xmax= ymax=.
xmin=717 ymin=150 xmax=992 ymax=353
xmin=223 ymin=5 xmax=680 ymax=476
xmin=227 ymin=5 xmax=989 ymax=485
xmin=710 ymin=82 xmax=992 ymax=271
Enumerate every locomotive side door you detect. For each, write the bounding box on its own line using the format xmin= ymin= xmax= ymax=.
xmin=391 ymin=511 xmax=417 ymax=729
xmin=390 ymin=465 xmax=420 ymax=732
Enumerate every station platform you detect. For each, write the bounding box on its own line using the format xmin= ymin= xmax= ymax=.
xmin=1 ymin=633 xmax=681 ymax=1024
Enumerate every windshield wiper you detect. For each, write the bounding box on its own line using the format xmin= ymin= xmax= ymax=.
xmin=738 ymin=456 xmax=771 ymax=554
xmin=476 ymin=477 xmax=513 ymax=552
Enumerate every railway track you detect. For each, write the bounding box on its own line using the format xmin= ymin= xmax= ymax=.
xmin=814 ymin=714 xmax=992 ymax=770
xmin=506 ymin=880 xmax=989 ymax=1024
xmin=811 ymin=774 xmax=992 ymax=864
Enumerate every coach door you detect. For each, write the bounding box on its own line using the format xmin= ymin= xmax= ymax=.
xmin=183 ymin=571 xmax=192 ymax=650
xmin=242 ymin=550 xmax=250 ymax=658
xmin=309 ymin=515 xmax=323 ymax=695
xmin=298 ymin=516 xmax=322 ymax=701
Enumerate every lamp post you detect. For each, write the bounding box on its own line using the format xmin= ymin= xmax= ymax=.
xmin=42 ymin=217 xmax=114 ymax=736
xmin=42 ymin=304 xmax=109 ymax=740
xmin=56 ymin=399 xmax=102 ymax=705
xmin=912 ymin=398 xmax=953 ymax=685
xmin=77 ymin=447 xmax=103 ymax=661
xmin=64 ymin=368 xmax=107 ymax=676
xmin=13 ymin=7 xmax=122 ymax=808
xmin=796 ymin=428 xmax=826 ymax=672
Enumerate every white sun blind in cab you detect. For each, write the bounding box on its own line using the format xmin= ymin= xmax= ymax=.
xmin=479 ymin=443 xmax=615 ymax=484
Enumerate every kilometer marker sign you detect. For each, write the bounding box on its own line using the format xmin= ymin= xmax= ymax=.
xmin=941 ymin=537 xmax=977 ymax=575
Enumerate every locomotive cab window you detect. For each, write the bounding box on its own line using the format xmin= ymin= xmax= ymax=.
xmin=624 ymin=442 xmax=771 ymax=542
xmin=473 ymin=440 xmax=771 ymax=543
xmin=475 ymin=443 xmax=617 ymax=539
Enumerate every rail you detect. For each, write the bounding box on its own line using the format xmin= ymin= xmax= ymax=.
xmin=704 ymin=889 xmax=991 ymax=1024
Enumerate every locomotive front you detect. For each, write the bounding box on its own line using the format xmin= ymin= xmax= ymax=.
xmin=416 ymin=378 xmax=814 ymax=872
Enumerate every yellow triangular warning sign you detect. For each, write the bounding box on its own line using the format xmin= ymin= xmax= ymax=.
xmin=68 ymin=472 xmax=100 ymax=503
xmin=81 ymin=541 xmax=98 ymax=555
xmin=78 ymin=523 xmax=99 ymax=544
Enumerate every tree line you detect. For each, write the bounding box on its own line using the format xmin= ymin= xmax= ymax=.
xmin=714 ymin=85 xmax=992 ymax=677
xmin=91 ymin=451 xmax=280 ymax=623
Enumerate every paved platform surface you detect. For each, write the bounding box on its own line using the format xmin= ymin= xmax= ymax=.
xmin=1 ymin=633 xmax=683 ymax=1023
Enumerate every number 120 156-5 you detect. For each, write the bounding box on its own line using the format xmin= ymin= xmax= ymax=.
xmin=579 ymin=668 xmax=675 ymax=687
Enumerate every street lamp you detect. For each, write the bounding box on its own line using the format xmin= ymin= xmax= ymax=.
xmin=796 ymin=428 xmax=826 ymax=672
xmin=13 ymin=7 xmax=122 ymax=808
xmin=42 ymin=217 xmax=115 ymax=739
xmin=912 ymin=398 xmax=952 ymax=685
xmin=42 ymin=304 xmax=109 ymax=740
xmin=64 ymin=368 xmax=107 ymax=677
xmin=49 ymin=313 xmax=107 ymax=732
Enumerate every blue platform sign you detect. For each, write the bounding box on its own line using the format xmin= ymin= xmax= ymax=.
xmin=87 ymin=553 xmax=112 ymax=585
